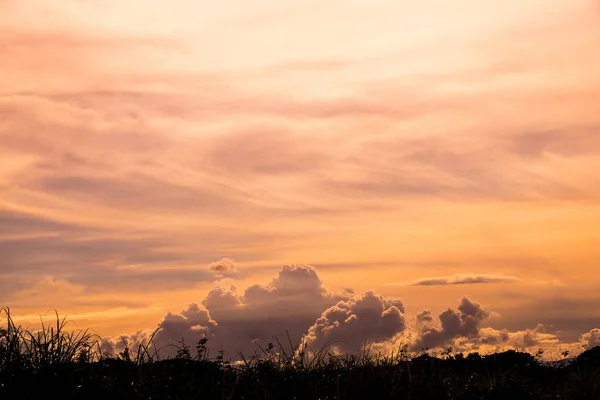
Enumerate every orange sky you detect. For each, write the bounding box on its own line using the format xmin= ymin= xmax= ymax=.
xmin=1 ymin=1 xmax=600 ymax=357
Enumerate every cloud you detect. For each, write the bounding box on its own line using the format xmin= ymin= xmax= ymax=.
xmin=581 ymin=328 xmax=600 ymax=349
xmin=202 ymin=127 xmax=331 ymax=177
xmin=507 ymin=127 xmax=600 ymax=158
xmin=400 ymin=273 xmax=521 ymax=286
xmin=534 ymin=279 xmax=567 ymax=287
xmin=243 ymin=264 xmax=331 ymax=308
xmin=146 ymin=265 xmax=346 ymax=358
xmin=2 ymin=1 xmax=599 ymax=357
xmin=106 ymin=266 xmax=408 ymax=359
xmin=0 ymin=210 xmax=81 ymax=237
xmin=0 ymin=233 xmax=218 ymax=292
xmin=201 ymin=279 xmax=243 ymax=319
xmin=36 ymin=174 xmax=245 ymax=214
xmin=407 ymin=300 xmax=579 ymax=358
xmin=406 ymin=300 xmax=597 ymax=359
xmin=491 ymin=293 xmax=600 ymax=343
xmin=154 ymin=303 xmax=218 ymax=350
xmin=325 ymin=112 xmax=600 ymax=204
xmin=97 ymin=264 xmax=599 ymax=361
xmin=208 ymin=258 xmax=239 ymax=278
xmin=100 ymin=302 xmax=218 ymax=359
xmin=411 ymin=297 xmax=490 ymax=351
xmin=3 ymin=276 xmax=166 ymax=312
xmin=457 ymin=324 xmax=561 ymax=351
xmin=416 ymin=309 xmax=434 ymax=324
xmin=100 ymin=328 xmax=157 ymax=358
xmin=4 ymin=277 xmax=86 ymax=309
xmin=264 ymin=58 xmax=349 ymax=74
xmin=302 ymin=290 xmax=406 ymax=354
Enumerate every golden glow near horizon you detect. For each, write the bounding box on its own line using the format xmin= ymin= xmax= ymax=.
xmin=1 ymin=1 xmax=600 ymax=357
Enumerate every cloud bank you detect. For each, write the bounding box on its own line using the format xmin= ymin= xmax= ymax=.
xmin=100 ymin=265 xmax=599 ymax=361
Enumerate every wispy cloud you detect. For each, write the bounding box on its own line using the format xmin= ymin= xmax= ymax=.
xmin=391 ymin=274 xmax=521 ymax=287
xmin=1 ymin=0 xmax=599 ymax=342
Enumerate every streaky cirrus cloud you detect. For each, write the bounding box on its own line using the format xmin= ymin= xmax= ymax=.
xmin=396 ymin=273 xmax=521 ymax=287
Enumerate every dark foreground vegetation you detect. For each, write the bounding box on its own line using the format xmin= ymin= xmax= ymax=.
xmin=2 ymin=308 xmax=599 ymax=400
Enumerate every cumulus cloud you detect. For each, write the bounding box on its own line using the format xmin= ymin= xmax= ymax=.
xmin=303 ymin=291 xmax=406 ymax=354
xmin=452 ymin=324 xmax=561 ymax=353
xmin=208 ymin=258 xmax=238 ymax=278
xmin=408 ymin=305 xmax=582 ymax=359
xmin=201 ymin=279 xmax=243 ymax=320
xmin=581 ymin=328 xmax=600 ymax=349
xmin=152 ymin=303 xmax=218 ymax=352
xmin=243 ymin=264 xmax=331 ymax=311
xmin=99 ymin=265 xmax=598 ymax=361
xmin=101 ymin=329 xmax=157 ymax=358
xmin=411 ymin=297 xmax=490 ymax=351
xmin=399 ymin=274 xmax=520 ymax=286
xmin=142 ymin=265 xmax=346 ymax=358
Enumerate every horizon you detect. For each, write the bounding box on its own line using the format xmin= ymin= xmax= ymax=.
xmin=1 ymin=1 xmax=600 ymax=360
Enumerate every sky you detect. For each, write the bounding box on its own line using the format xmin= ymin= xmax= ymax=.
xmin=1 ymin=0 xmax=600 ymax=358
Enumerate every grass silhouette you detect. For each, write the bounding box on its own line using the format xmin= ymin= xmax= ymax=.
xmin=1 ymin=307 xmax=599 ymax=399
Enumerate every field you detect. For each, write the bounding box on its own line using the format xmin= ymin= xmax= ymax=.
xmin=2 ymin=308 xmax=599 ymax=400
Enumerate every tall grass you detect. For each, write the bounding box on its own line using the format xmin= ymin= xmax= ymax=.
xmin=114 ymin=328 xmax=162 ymax=366
xmin=0 ymin=307 xmax=101 ymax=370
xmin=2 ymin=308 xmax=600 ymax=399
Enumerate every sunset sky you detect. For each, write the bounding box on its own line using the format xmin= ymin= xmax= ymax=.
xmin=1 ymin=1 xmax=600 ymax=358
